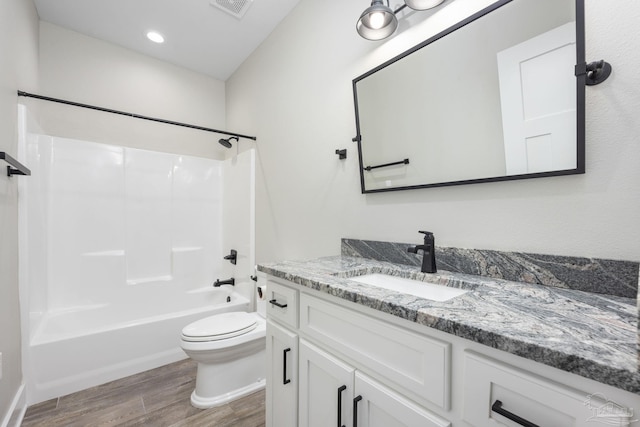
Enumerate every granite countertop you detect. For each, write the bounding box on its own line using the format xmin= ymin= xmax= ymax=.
xmin=257 ymin=255 xmax=640 ymax=395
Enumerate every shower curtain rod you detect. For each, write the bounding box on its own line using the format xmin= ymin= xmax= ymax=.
xmin=17 ymin=91 xmax=257 ymax=141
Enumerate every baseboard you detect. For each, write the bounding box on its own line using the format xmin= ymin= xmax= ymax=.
xmin=1 ymin=383 xmax=26 ymax=427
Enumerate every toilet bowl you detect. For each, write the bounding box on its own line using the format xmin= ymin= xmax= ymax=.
xmin=180 ymin=311 xmax=266 ymax=409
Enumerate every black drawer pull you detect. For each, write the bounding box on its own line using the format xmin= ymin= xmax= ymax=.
xmin=353 ymin=395 xmax=362 ymax=427
xmin=283 ymin=348 xmax=291 ymax=385
xmin=337 ymin=385 xmax=346 ymax=427
xmin=269 ymin=299 xmax=288 ymax=308
xmin=492 ymin=400 xmax=539 ymax=427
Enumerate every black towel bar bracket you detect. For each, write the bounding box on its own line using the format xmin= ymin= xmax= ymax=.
xmin=575 ymin=60 xmax=612 ymax=85
xmin=0 ymin=152 xmax=31 ymax=177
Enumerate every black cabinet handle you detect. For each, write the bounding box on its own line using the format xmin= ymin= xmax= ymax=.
xmin=337 ymin=385 xmax=346 ymax=427
xmin=492 ymin=400 xmax=539 ymax=427
xmin=283 ymin=348 xmax=291 ymax=385
xmin=353 ymin=395 xmax=362 ymax=427
xmin=269 ymin=299 xmax=288 ymax=308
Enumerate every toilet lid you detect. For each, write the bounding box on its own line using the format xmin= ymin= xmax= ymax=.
xmin=182 ymin=312 xmax=257 ymax=342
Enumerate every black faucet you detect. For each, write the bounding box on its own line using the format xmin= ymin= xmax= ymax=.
xmin=223 ymin=249 xmax=237 ymax=265
xmin=214 ymin=278 xmax=235 ymax=287
xmin=407 ymin=231 xmax=437 ymax=273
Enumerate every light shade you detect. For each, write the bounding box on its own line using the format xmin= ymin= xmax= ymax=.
xmin=404 ymin=0 xmax=445 ymax=11
xmin=356 ymin=0 xmax=398 ymax=41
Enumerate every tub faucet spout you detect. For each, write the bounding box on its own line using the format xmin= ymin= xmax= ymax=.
xmin=214 ymin=278 xmax=235 ymax=287
xmin=407 ymin=231 xmax=437 ymax=273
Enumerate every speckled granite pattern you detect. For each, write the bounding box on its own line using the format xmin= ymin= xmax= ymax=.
xmin=257 ymin=256 xmax=639 ymax=394
xmin=342 ymin=239 xmax=639 ymax=299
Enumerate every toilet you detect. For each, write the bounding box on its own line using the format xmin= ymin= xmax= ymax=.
xmin=180 ymin=297 xmax=266 ymax=409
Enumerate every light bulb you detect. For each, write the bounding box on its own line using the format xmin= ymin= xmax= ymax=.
xmin=368 ymin=11 xmax=385 ymax=29
xmin=146 ymin=31 xmax=165 ymax=44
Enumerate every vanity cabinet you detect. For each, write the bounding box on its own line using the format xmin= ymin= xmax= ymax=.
xmin=264 ymin=274 xmax=637 ymax=427
xmin=267 ymin=276 xmax=451 ymax=426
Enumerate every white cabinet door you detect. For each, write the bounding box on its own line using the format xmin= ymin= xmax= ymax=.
xmin=299 ymin=339 xmax=355 ymax=427
xmin=266 ymin=320 xmax=298 ymax=427
xmin=353 ymin=372 xmax=450 ymax=427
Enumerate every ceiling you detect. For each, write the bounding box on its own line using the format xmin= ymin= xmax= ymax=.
xmin=33 ymin=0 xmax=302 ymax=81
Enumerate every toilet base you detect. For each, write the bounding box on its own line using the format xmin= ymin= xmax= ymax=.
xmin=190 ymin=344 xmax=266 ymax=409
xmin=190 ymin=378 xmax=266 ymax=409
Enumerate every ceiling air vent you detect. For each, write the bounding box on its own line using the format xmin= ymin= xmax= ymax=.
xmin=210 ymin=0 xmax=254 ymax=19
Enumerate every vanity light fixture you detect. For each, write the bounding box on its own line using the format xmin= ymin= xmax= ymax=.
xmin=356 ymin=0 xmax=398 ymax=41
xmin=356 ymin=0 xmax=445 ymax=40
xmin=404 ymin=0 xmax=445 ymax=11
xmin=146 ymin=31 xmax=165 ymax=44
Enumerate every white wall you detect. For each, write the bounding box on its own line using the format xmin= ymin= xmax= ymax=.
xmin=36 ymin=22 xmax=229 ymax=159
xmin=0 ymin=0 xmax=39 ymax=422
xmin=226 ymin=0 xmax=640 ymax=264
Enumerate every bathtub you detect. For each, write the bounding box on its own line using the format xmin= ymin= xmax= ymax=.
xmin=17 ymin=128 xmax=257 ymax=405
xmin=25 ymin=287 xmax=251 ymax=405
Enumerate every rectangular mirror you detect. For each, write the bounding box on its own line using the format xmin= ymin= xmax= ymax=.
xmin=353 ymin=0 xmax=586 ymax=193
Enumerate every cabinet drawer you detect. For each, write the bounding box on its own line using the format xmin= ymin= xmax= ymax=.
xmin=266 ymin=279 xmax=298 ymax=328
xmin=300 ymin=293 xmax=450 ymax=410
xmin=463 ymin=351 xmax=633 ymax=427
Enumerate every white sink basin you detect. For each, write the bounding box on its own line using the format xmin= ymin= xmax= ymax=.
xmin=350 ymin=273 xmax=468 ymax=302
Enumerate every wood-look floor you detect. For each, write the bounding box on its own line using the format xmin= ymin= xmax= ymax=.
xmin=21 ymin=359 xmax=265 ymax=427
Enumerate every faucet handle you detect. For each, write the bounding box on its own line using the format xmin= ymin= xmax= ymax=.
xmin=418 ymin=231 xmax=435 ymax=244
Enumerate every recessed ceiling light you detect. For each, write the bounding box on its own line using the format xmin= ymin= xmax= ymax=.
xmin=146 ymin=31 xmax=165 ymax=44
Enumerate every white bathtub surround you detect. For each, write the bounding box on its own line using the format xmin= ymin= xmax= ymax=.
xmin=18 ymin=107 xmax=257 ymax=404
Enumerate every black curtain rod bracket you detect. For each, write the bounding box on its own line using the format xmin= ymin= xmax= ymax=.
xmin=17 ymin=91 xmax=257 ymax=141
xmin=0 ymin=152 xmax=31 ymax=177
xmin=335 ymin=149 xmax=347 ymax=160
xmin=364 ymin=158 xmax=409 ymax=172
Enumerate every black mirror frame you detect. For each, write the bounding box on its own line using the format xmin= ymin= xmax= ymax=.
xmin=352 ymin=0 xmax=586 ymax=194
